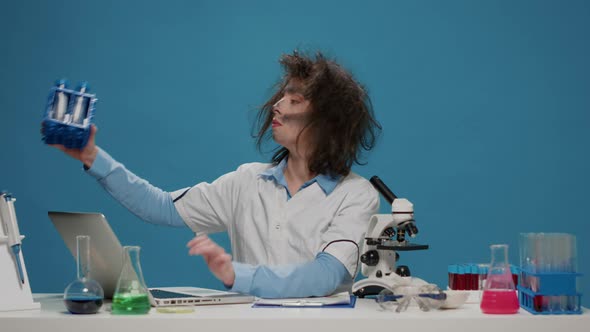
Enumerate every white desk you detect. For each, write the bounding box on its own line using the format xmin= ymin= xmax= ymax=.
xmin=0 ymin=294 xmax=588 ymax=332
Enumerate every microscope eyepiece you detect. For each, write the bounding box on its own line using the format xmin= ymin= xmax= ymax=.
xmin=369 ymin=176 xmax=397 ymax=204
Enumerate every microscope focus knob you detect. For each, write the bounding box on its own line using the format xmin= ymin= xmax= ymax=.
xmin=360 ymin=250 xmax=379 ymax=266
xmin=396 ymin=265 xmax=411 ymax=277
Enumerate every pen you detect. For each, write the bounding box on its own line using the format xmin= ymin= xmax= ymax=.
xmin=0 ymin=193 xmax=25 ymax=284
xmin=281 ymin=301 xmax=324 ymax=307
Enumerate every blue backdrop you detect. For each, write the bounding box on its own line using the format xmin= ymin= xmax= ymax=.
xmin=1 ymin=0 xmax=588 ymax=306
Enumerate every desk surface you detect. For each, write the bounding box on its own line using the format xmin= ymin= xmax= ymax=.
xmin=0 ymin=294 xmax=588 ymax=332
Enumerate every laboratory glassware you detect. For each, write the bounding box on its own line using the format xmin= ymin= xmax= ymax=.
xmin=51 ymin=79 xmax=69 ymax=121
xmin=71 ymin=82 xmax=90 ymax=124
xmin=518 ymin=233 xmax=582 ymax=314
xmin=480 ymin=244 xmax=519 ymax=314
xmin=112 ymin=246 xmax=151 ymax=315
xmin=63 ymin=235 xmax=104 ymax=314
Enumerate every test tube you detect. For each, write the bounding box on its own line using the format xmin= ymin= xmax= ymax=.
xmin=448 ymin=264 xmax=457 ymax=290
xmin=510 ymin=265 xmax=518 ymax=287
xmin=52 ymin=79 xmax=69 ymax=122
xmin=71 ymin=82 xmax=90 ymax=125
xmin=471 ymin=264 xmax=481 ymax=290
xmin=478 ymin=264 xmax=489 ymax=290
xmin=523 ymin=233 xmax=530 ymax=272
xmin=458 ymin=264 xmax=466 ymax=290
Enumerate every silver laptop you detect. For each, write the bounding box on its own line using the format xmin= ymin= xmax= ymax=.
xmin=48 ymin=211 xmax=254 ymax=306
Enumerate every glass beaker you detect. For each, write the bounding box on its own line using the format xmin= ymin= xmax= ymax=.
xmin=112 ymin=246 xmax=151 ymax=315
xmin=480 ymin=244 xmax=519 ymax=314
xmin=63 ymin=235 xmax=104 ymax=314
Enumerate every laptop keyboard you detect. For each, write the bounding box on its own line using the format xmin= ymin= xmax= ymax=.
xmin=150 ymin=289 xmax=199 ymax=299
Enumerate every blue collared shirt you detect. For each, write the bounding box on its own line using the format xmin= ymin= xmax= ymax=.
xmin=259 ymin=158 xmax=341 ymax=199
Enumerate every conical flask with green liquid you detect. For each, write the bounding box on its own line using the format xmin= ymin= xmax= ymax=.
xmin=112 ymin=246 xmax=151 ymax=314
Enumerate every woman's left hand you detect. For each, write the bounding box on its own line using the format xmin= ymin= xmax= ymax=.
xmin=187 ymin=234 xmax=235 ymax=287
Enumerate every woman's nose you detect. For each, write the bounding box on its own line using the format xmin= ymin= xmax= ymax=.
xmin=273 ymin=97 xmax=285 ymax=111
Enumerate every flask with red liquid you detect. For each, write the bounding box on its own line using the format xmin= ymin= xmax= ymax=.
xmin=480 ymin=244 xmax=519 ymax=314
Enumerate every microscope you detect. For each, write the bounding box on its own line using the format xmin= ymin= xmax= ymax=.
xmin=352 ymin=176 xmax=429 ymax=297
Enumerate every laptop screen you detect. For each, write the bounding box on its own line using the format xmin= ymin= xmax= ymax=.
xmin=48 ymin=211 xmax=124 ymax=298
xmin=49 ymin=211 xmax=254 ymax=306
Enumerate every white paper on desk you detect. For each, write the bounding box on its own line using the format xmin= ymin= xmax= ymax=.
xmin=254 ymin=292 xmax=351 ymax=306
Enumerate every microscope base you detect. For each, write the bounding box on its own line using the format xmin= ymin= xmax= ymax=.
xmin=352 ymin=276 xmax=429 ymax=298
xmin=352 ymin=278 xmax=395 ymax=298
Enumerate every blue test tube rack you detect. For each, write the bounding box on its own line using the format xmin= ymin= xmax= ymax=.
xmin=41 ymin=79 xmax=98 ymax=149
xmin=517 ymin=269 xmax=583 ymax=315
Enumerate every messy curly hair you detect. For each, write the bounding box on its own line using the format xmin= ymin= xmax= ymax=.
xmin=254 ymin=51 xmax=381 ymax=177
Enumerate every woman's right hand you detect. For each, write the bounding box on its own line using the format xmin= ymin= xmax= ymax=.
xmin=48 ymin=124 xmax=99 ymax=169
xmin=187 ymin=234 xmax=236 ymax=287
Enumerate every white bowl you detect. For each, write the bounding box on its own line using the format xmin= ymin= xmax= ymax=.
xmin=441 ymin=290 xmax=470 ymax=309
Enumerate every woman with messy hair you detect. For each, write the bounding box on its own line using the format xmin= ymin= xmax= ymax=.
xmin=49 ymin=51 xmax=382 ymax=298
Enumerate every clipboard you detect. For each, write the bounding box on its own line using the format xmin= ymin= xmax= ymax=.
xmin=252 ymin=294 xmax=356 ymax=308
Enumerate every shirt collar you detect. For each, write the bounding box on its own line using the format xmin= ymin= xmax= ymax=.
xmin=259 ymin=158 xmax=341 ymax=196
